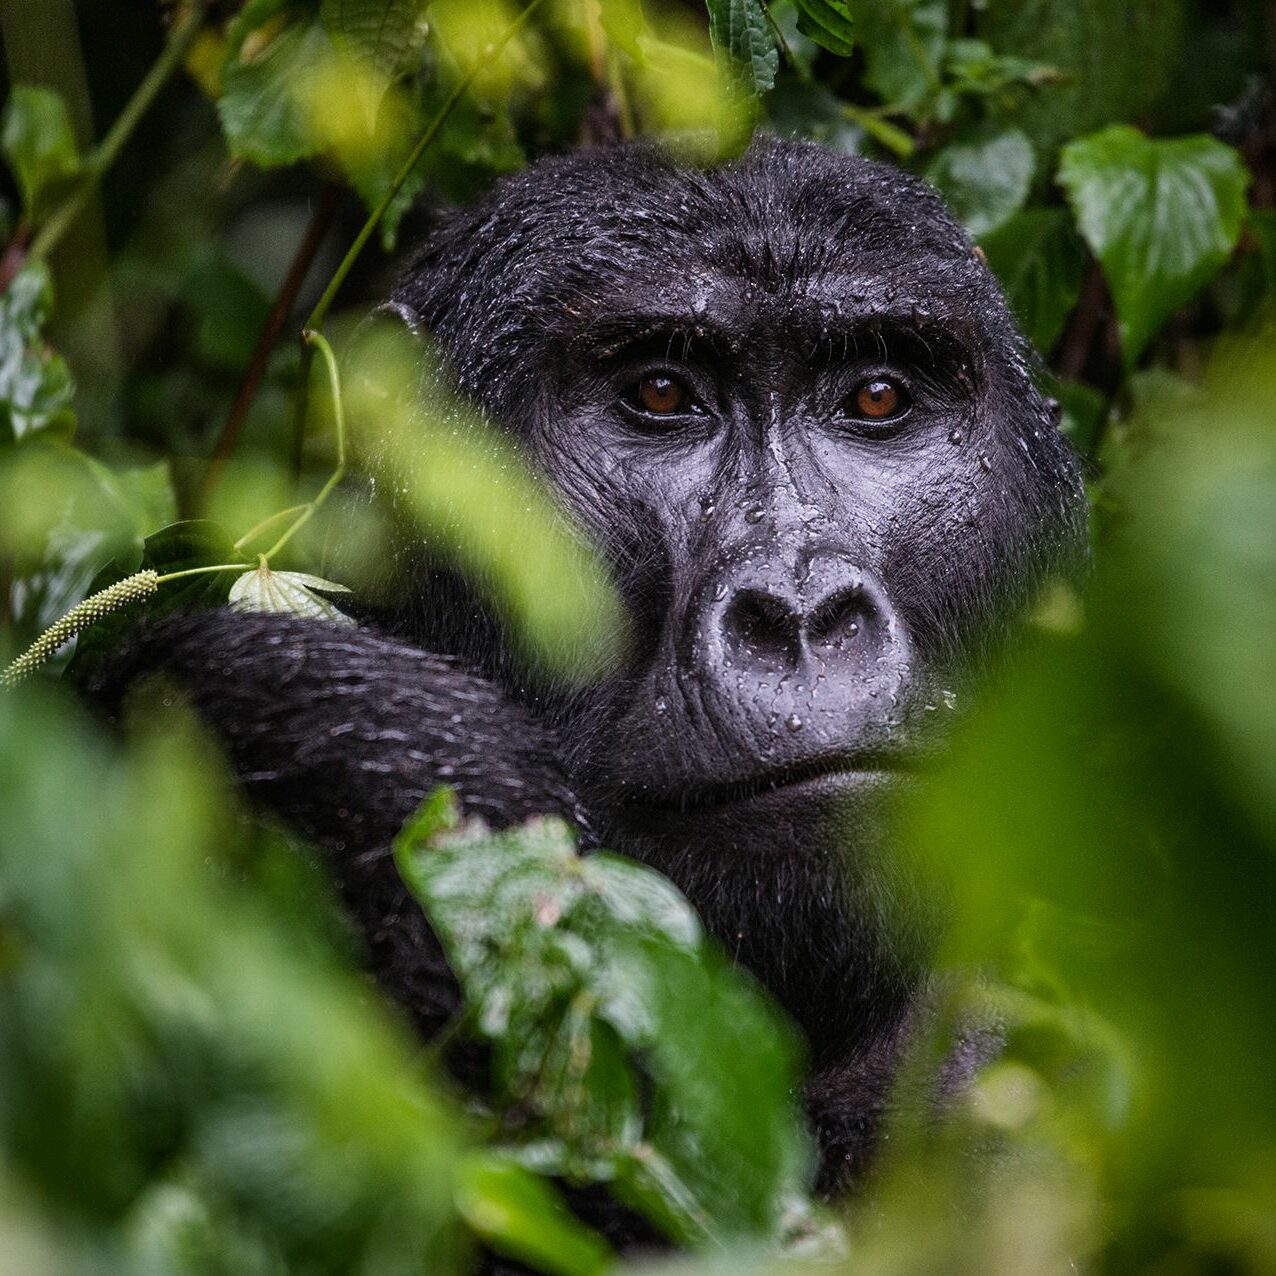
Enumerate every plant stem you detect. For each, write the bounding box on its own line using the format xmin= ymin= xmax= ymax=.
xmin=264 ymin=331 xmax=347 ymax=561
xmin=200 ymin=183 xmax=343 ymax=509
xmin=233 ymin=505 xmax=312 ymax=554
xmin=156 ymin=564 xmax=250 ymax=583
xmin=29 ymin=0 xmax=212 ymax=263
xmin=302 ymin=0 xmax=549 ymax=335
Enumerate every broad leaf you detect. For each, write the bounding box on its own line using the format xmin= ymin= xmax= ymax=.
xmin=1058 ymin=126 xmax=1249 ymax=366
xmin=707 ymin=0 xmax=780 ymax=97
xmin=219 ymin=19 xmax=334 ymax=167
xmin=857 ymin=0 xmax=946 ymax=110
xmin=1 ymin=86 xmax=80 ymax=218
xmin=395 ymin=791 xmax=820 ymax=1249
xmin=791 ymin=0 xmax=854 ymax=58
xmin=320 ymin=0 xmax=427 ymax=82
xmin=924 ymin=127 xmax=1035 ymax=238
xmin=0 ymin=263 xmax=76 ymax=444
xmin=230 ymin=563 xmax=355 ymax=624
xmin=453 ymin=1153 xmax=613 ymax=1276
xmin=980 ymin=207 xmax=1086 ymax=353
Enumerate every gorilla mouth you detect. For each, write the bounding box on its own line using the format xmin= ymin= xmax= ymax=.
xmin=623 ymin=752 xmax=913 ymax=816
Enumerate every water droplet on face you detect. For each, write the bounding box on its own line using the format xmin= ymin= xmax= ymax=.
xmin=785 ymin=713 xmax=803 ymax=732
xmin=714 ymin=581 xmax=728 ymax=601
xmin=847 ymin=621 xmax=859 ymax=637
xmin=948 ymin=428 xmax=964 ymax=445
xmin=979 ymin=454 xmax=994 ymax=473
xmin=655 ymin=697 xmax=668 ymax=715
xmin=744 ymin=506 xmax=765 ymax=525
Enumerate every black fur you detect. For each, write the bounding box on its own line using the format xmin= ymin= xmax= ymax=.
xmin=95 ymin=137 xmax=1088 ymax=1221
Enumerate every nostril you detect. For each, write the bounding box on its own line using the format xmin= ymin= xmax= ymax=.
xmin=723 ymin=589 xmax=801 ymax=660
xmin=807 ymin=586 xmax=865 ymax=652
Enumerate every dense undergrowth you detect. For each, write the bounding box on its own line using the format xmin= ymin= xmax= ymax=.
xmin=1 ymin=2 xmax=1275 ymax=1272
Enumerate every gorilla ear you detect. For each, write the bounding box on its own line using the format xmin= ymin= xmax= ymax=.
xmin=372 ymin=299 xmax=425 ymax=337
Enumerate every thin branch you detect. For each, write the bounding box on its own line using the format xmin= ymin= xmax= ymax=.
xmin=199 ymin=182 xmax=343 ymax=509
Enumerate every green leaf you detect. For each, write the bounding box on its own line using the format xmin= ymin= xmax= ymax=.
xmin=66 ymin=520 xmax=244 ymax=683
xmin=229 ymin=564 xmax=355 ymax=624
xmin=980 ymin=208 xmax=1086 ymax=353
xmin=856 ymin=0 xmax=946 ymax=110
xmin=1058 ymin=126 xmax=1250 ymax=367
xmin=219 ymin=19 xmax=334 ymax=168
xmin=0 ymin=263 xmax=75 ymax=444
xmin=0 ymin=86 xmax=80 ymax=219
xmin=790 ymin=0 xmax=854 ymax=58
xmin=924 ymin=127 xmax=1035 ymax=238
xmin=394 ymin=794 xmax=819 ymax=1248
xmin=707 ymin=0 xmax=780 ymax=97
xmin=319 ymin=0 xmax=427 ymax=82
xmin=454 ymin=1153 xmax=613 ymax=1276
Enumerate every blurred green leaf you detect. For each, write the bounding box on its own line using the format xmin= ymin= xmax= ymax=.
xmin=856 ymin=0 xmax=946 ymax=111
xmin=791 ymin=0 xmax=855 ymax=59
xmin=924 ymin=127 xmax=1034 ymax=238
xmin=320 ymin=0 xmax=428 ymax=84
xmin=229 ymin=564 xmax=355 ymax=624
xmin=454 ymin=1153 xmax=613 ymax=1276
xmin=0 ymin=688 xmax=463 ymax=1268
xmin=219 ymin=18 xmax=333 ymax=168
xmin=0 ymin=264 xmax=76 ymax=444
xmin=1058 ymin=126 xmax=1249 ymax=366
xmin=344 ymin=318 xmax=624 ymax=680
xmin=707 ymin=0 xmax=780 ymax=97
xmin=980 ymin=208 xmax=1086 ymax=353
xmin=0 ymin=86 xmax=80 ymax=220
xmin=395 ymin=790 xmax=818 ymax=1249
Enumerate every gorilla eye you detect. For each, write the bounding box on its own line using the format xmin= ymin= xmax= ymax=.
xmin=846 ymin=378 xmax=910 ymax=423
xmin=626 ymin=373 xmax=697 ymax=420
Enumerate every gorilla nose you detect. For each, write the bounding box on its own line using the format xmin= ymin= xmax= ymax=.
xmin=697 ymin=551 xmax=911 ymax=743
xmin=722 ymin=582 xmax=866 ymax=669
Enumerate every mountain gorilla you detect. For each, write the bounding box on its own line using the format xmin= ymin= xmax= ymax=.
xmin=98 ymin=137 xmax=1087 ymax=1209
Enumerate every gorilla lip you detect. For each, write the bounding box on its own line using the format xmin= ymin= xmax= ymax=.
xmin=621 ymin=752 xmax=911 ymax=816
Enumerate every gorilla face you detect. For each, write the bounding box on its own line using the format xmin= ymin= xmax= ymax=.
xmin=394 ymin=138 xmax=1086 ymax=862
xmin=389 ymin=138 xmax=1088 ymax=1047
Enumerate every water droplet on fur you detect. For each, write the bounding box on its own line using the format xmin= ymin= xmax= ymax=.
xmin=948 ymin=428 xmax=964 ymax=445
xmin=785 ymin=713 xmax=804 ymax=732
xmin=655 ymin=697 xmax=668 ymax=715
xmin=744 ymin=506 xmax=764 ymax=524
xmin=979 ymin=454 xmax=994 ymax=473
xmin=847 ymin=621 xmax=859 ymax=637
xmin=714 ymin=581 xmax=728 ymax=601
xmin=941 ymin=688 xmax=958 ymax=710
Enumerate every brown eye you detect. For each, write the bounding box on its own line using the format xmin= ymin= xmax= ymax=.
xmin=850 ymin=378 xmax=907 ymax=420
xmin=635 ymin=374 xmax=690 ymax=416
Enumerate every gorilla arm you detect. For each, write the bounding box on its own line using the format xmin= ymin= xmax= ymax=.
xmin=90 ymin=609 xmax=587 ymax=1036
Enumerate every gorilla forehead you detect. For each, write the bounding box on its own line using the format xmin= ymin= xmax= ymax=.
xmin=396 ymin=136 xmax=1011 ymax=405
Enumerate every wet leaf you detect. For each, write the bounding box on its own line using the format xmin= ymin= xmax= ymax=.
xmin=0 ymin=264 xmax=75 ymax=444
xmin=925 ymin=127 xmax=1035 ymax=239
xmin=395 ymin=791 xmax=818 ymax=1248
xmin=791 ymin=0 xmax=854 ymax=59
xmin=229 ymin=563 xmax=355 ymax=624
xmin=857 ymin=0 xmax=945 ymax=110
xmin=1059 ymin=126 xmax=1249 ymax=366
xmin=707 ymin=0 xmax=780 ymax=97
xmin=319 ymin=0 xmax=427 ymax=84
xmin=0 ymin=86 xmax=80 ymax=219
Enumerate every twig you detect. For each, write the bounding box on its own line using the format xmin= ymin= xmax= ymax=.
xmin=1055 ymin=258 xmax=1107 ymax=382
xmin=28 ymin=0 xmax=211 ymax=264
xmin=199 ymin=182 xmax=343 ymax=508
